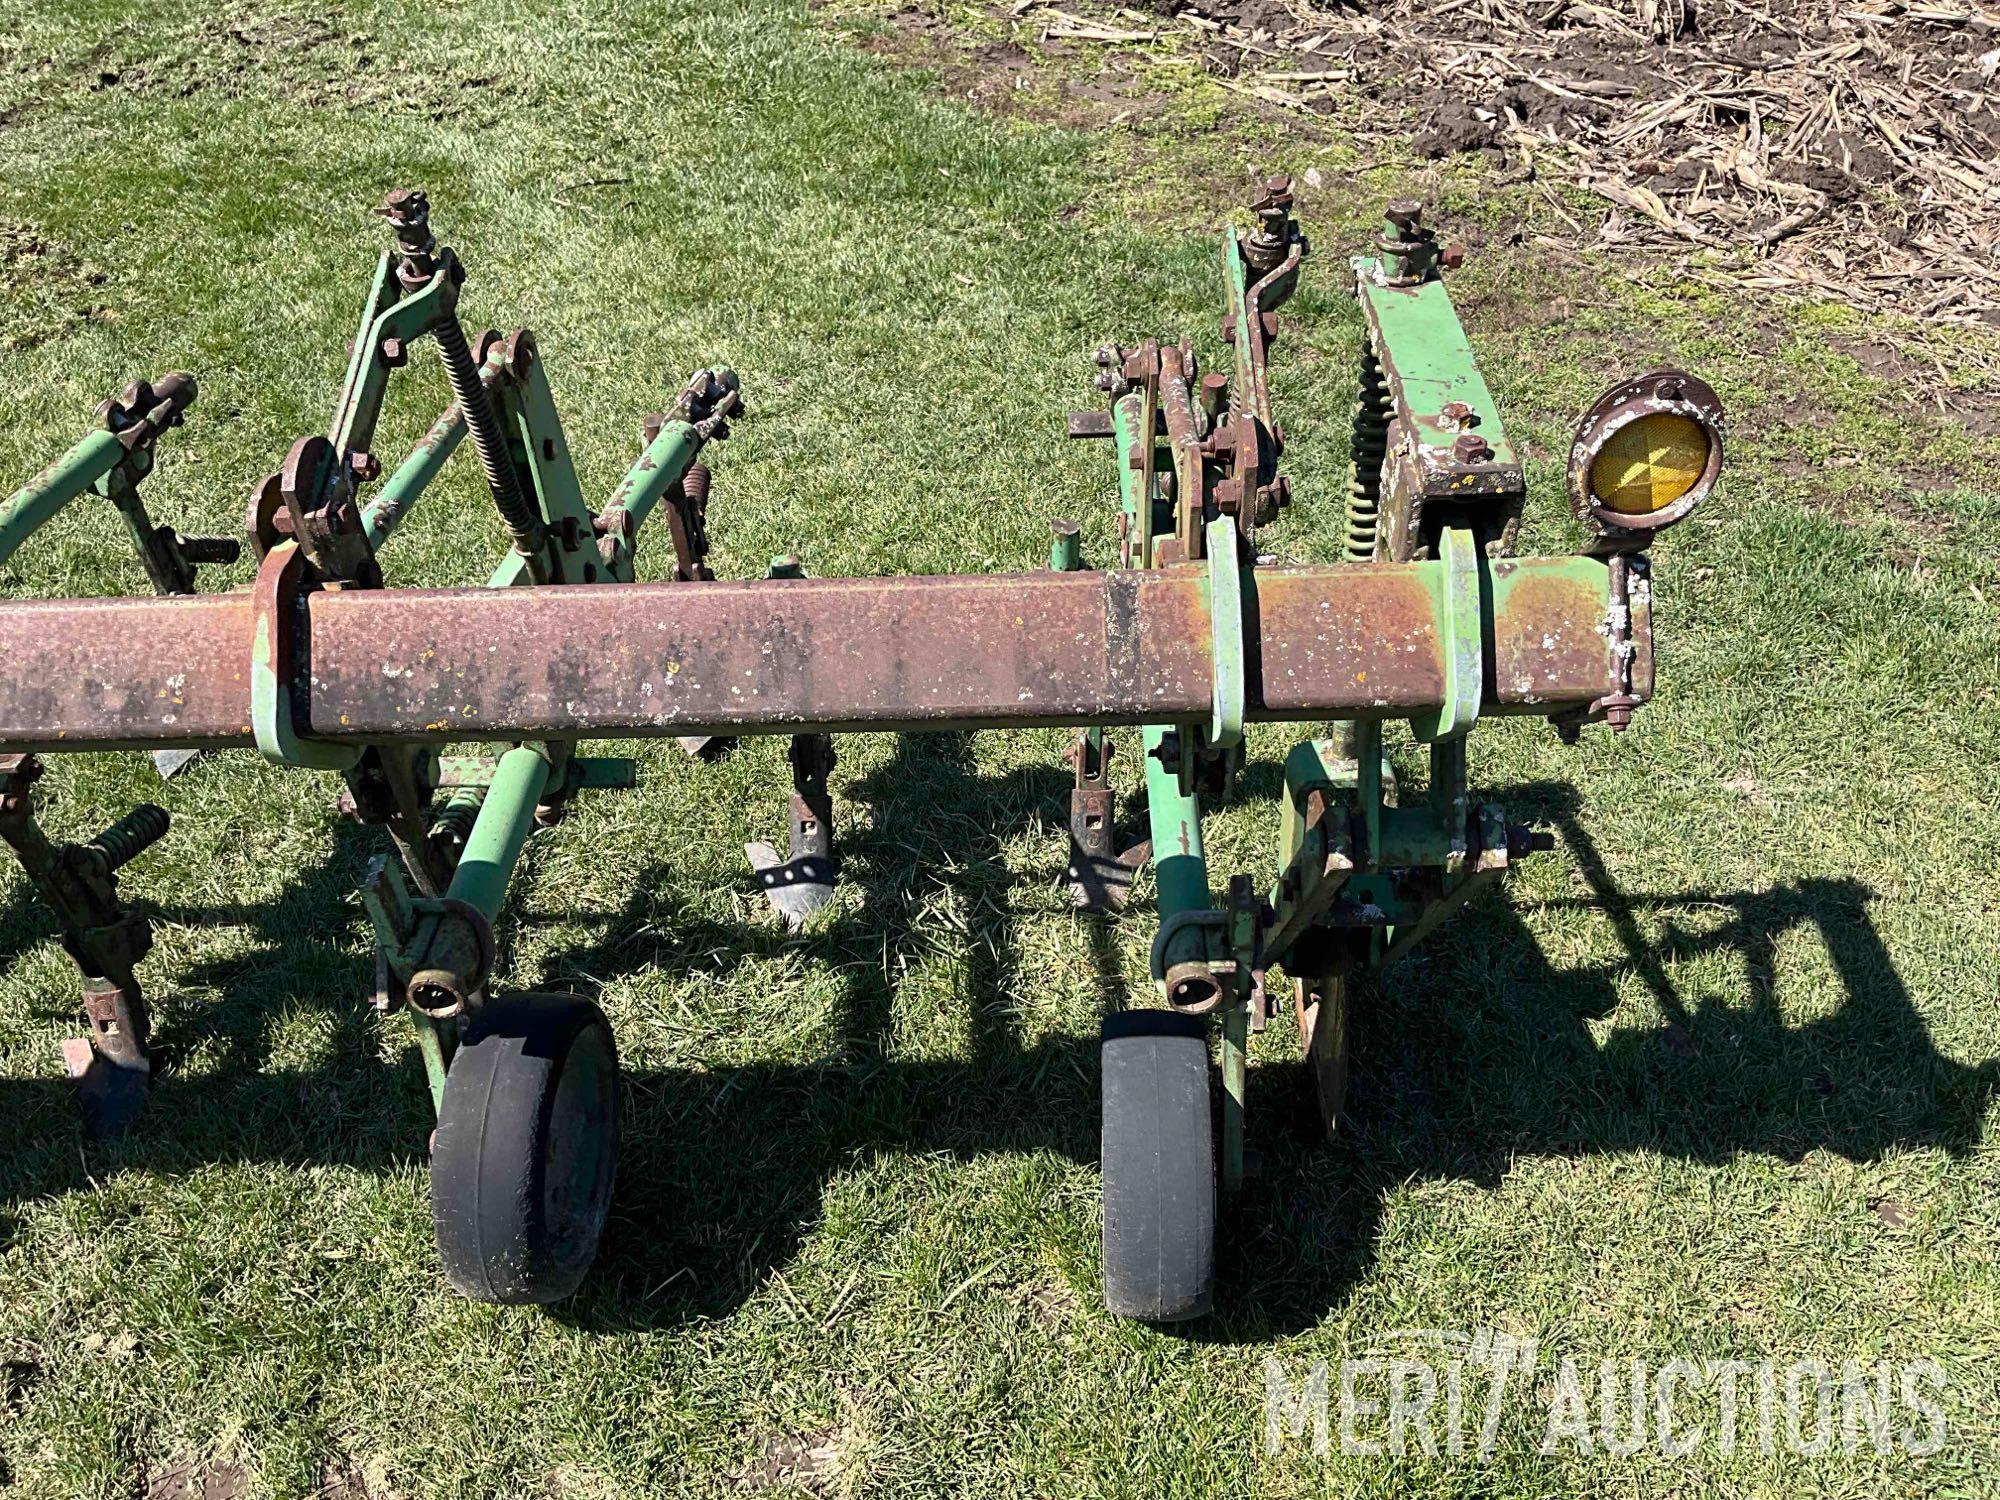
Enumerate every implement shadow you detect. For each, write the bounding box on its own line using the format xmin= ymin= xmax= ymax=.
xmin=0 ymin=819 xmax=432 ymax=1250
xmin=536 ymin=733 xmax=1098 ymax=1330
xmin=1 ymin=768 xmax=1989 ymax=1339
xmin=1208 ymin=780 xmax=1998 ymax=1339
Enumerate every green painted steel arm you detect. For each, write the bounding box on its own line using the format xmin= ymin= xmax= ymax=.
xmin=1143 ymin=723 xmax=1214 ymax=1002
xmin=0 ymin=429 xmax=126 ymax=568
xmin=447 ymin=747 xmax=551 ymax=923
xmin=363 ymin=405 xmax=467 ymax=549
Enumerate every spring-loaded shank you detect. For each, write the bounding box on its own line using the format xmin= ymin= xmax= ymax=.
xmin=379 ymin=189 xmax=548 ymax=573
xmin=1346 ymin=337 xmax=1391 ymax=562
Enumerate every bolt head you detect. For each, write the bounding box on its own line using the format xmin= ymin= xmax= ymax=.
xmin=1385 ymin=198 xmax=1424 ymax=233
xmin=380 ymin=187 xmax=428 ymax=221
xmin=1452 ymin=432 xmax=1493 ymax=464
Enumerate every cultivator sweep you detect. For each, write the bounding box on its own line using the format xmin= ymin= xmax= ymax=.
xmin=0 ymin=183 xmax=1722 ymax=1315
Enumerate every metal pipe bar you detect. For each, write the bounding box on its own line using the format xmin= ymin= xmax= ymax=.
xmin=447 ymin=747 xmax=549 ymax=922
xmin=363 ymin=405 xmax=466 ymax=548
xmin=601 ymin=420 xmax=701 ymax=535
xmin=0 ymin=430 xmax=125 ymax=568
xmin=0 ymin=557 xmax=1630 ymax=752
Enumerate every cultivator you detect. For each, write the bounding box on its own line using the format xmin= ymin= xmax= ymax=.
xmin=0 ymin=182 xmax=1721 ymax=1315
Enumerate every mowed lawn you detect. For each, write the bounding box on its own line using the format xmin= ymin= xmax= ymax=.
xmin=2 ymin=0 xmax=1998 ymax=1495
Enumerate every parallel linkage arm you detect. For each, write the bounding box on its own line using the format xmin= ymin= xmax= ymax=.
xmin=1 ymin=373 xmax=238 ymax=593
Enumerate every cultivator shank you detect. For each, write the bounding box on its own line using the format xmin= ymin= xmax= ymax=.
xmin=0 ymin=182 xmax=1721 ymax=1314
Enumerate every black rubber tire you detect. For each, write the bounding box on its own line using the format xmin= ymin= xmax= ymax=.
xmin=1100 ymin=1010 xmax=1216 ymax=1322
xmin=431 ymin=993 xmax=621 ymax=1305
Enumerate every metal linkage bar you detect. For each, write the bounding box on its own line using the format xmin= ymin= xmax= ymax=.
xmin=0 ymin=753 xmax=169 ymax=1133
xmin=0 ymin=553 xmax=1639 ymax=752
xmin=2 ymin=374 xmax=239 ymax=593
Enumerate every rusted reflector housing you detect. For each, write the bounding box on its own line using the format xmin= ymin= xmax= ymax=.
xmin=0 ymin=558 xmax=1631 ymax=751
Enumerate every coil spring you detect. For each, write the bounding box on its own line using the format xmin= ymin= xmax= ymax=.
xmin=86 ymin=804 xmax=169 ymax=870
xmin=429 ymin=788 xmax=486 ymax=851
xmin=1344 ymin=341 xmax=1392 ymax=563
xmin=434 ymin=319 xmax=541 ymax=550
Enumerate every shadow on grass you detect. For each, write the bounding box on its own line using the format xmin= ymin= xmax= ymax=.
xmin=0 ymin=759 xmax=1992 ymax=1340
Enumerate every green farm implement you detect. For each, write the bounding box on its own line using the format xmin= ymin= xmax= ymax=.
xmin=0 ymin=184 xmax=1722 ymax=1315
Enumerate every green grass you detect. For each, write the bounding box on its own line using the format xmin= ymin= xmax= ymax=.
xmin=3 ymin=0 xmax=1999 ymax=1495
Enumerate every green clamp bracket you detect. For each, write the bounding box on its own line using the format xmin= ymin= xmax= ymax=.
xmin=1409 ymin=526 xmax=1483 ymax=742
xmin=330 ymin=251 xmax=462 ymax=462
xmin=1149 ymin=907 xmax=1228 ymax=983
xmin=250 ymin=541 xmax=362 ymax=771
xmin=1204 ymin=513 xmax=1245 ymax=752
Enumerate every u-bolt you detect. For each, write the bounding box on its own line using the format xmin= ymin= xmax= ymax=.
xmin=380 ymin=190 xmax=546 ymax=571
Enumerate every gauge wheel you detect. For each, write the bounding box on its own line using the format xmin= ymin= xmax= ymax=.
xmin=431 ymin=992 xmax=621 ymax=1305
xmin=1100 ymin=1009 xmax=1215 ymax=1322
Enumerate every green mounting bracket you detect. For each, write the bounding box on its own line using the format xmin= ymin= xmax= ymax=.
xmin=1350 ymin=257 xmax=1519 ymax=468
xmin=249 ymin=542 xmax=362 ymax=771
xmin=332 ymin=254 xmax=458 ymax=462
xmin=1204 ymin=514 xmax=1245 ymax=752
xmin=1409 ymin=526 xmax=1483 ymax=742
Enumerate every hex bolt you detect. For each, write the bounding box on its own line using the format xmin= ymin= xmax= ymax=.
xmin=1440 ymin=400 xmax=1474 ymax=429
xmin=1385 ymin=198 xmax=1424 ymax=236
xmin=1453 ymin=432 xmax=1493 ymax=464
xmin=1246 ymin=176 xmax=1297 ymax=270
xmin=85 ymin=804 xmax=170 ymax=871
xmin=1256 ymin=174 xmax=1295 ymax=219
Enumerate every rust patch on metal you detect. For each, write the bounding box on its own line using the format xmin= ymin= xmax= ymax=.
xmin=0 ymin=593 xmax=257 ymax=751
xmin=1253 ymin=564 xmax=1446 ymax=714
xmin=303 ymin=570 xmax=1221 ymax=740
